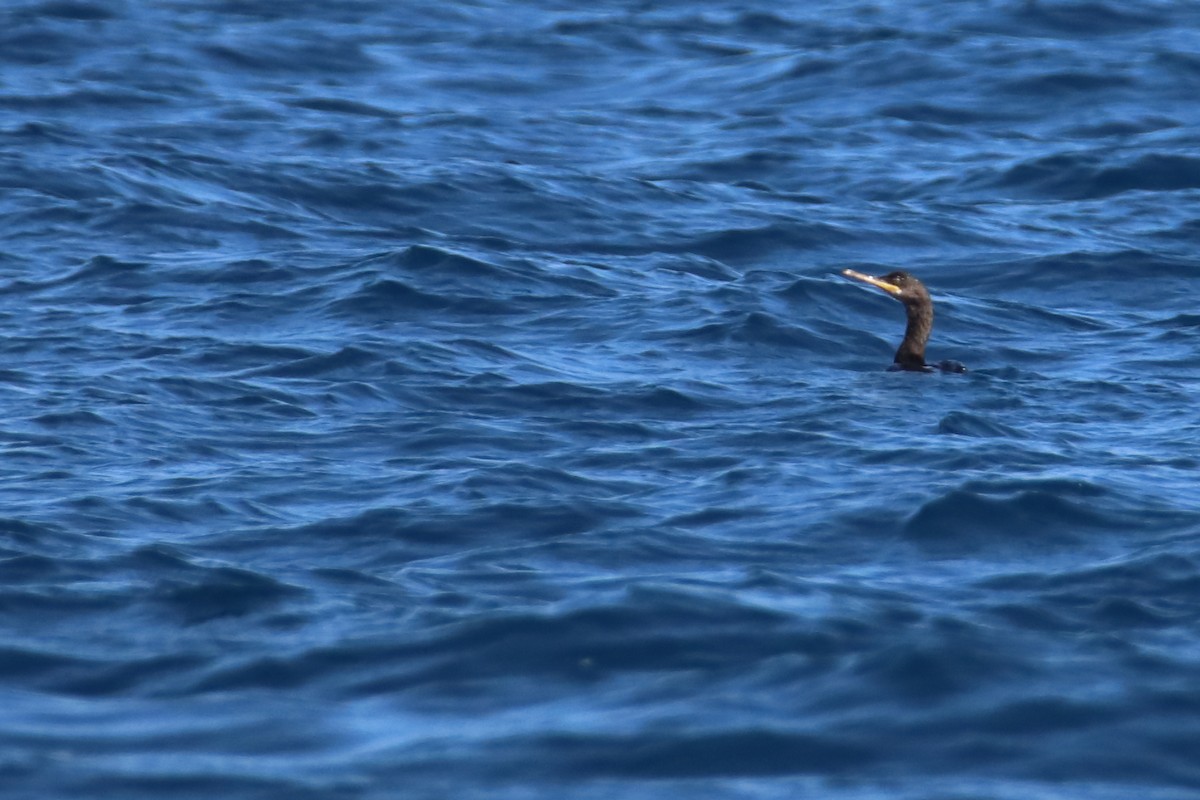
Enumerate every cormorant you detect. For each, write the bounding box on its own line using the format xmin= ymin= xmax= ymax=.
xmin=841 ymin=269 xmax=966 ymax=373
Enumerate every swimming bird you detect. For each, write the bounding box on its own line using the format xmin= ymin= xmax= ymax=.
xmin=841 ymin=269 xmax=966 ymax=373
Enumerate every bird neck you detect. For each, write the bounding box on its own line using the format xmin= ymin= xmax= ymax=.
xmin=893 ymin=301 xmax=932 ymax=368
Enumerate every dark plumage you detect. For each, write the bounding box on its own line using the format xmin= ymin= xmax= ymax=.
xmin=841 ymin=269 xmax=966 ymax=373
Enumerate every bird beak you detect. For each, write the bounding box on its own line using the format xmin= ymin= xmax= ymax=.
xmin=842 ymin=269 xmax=902 ymax=296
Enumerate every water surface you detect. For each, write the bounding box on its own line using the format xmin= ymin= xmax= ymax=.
xmin=2 ymin=1 xmax=1200 ymax=798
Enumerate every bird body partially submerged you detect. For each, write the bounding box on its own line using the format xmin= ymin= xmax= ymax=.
xmin=841 ymin=269 xmax=966 ymax=374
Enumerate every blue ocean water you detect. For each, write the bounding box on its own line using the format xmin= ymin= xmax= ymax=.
xmin=2 ymin=0 xmax=1200 ymax=797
